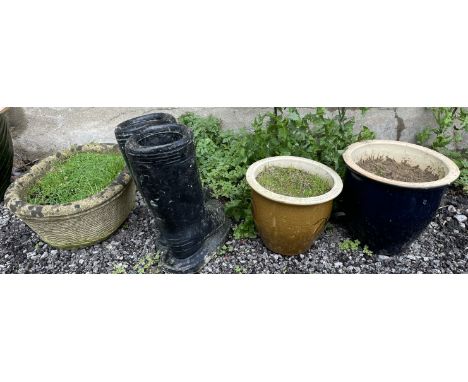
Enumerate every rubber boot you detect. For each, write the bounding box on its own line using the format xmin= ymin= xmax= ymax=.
xmin=115 ymin=112 xmax=212 ymax=200
xmin=124 ymin=123 xmax=230 ymax=273
xmin=114 ymin=113 xmax=176 ymax=179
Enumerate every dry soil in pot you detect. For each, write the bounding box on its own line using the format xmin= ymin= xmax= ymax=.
xmin=357 ymin=156 xmax=440 ymax=183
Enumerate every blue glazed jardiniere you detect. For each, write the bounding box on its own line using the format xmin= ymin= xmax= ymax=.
xmin=342 ymin=140 xmax=460 ymax=255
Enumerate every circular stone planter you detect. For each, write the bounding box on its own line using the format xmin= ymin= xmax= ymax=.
xmin=342 ymin=140 xmax=460 ymax=255
xmin=4 ymin=143 xmax=136 ymax=249
xmin=246 ymin=156 xmax=343 ymax=256
xmin=0 ymin=107 xmax=13 ymax=201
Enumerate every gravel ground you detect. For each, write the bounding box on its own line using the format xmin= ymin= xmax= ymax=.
xmin=1 ymin=188 xmax=467 ymax=274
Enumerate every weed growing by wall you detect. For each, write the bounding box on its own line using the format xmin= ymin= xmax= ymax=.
xmin=180 ymin=107 xmax=375 ymax=238
xmin=417 ymin=107 xmax=468 ymax=191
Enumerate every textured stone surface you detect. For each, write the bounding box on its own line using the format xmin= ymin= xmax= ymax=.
xmin=7 ymin=107 xmax=271 ymax=160
xmin=4 ymin=107 xmax=467 ymax=162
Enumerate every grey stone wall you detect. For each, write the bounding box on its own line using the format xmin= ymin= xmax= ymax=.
xmin=4 ymin=107 xmax=466 ymax=162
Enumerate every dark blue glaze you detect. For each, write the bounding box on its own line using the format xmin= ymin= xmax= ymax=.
xmin=343 ymin=167 xmax=446 ymax=255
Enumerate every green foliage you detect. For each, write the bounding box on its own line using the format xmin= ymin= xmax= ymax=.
xmin=112 ymin=264 xmax=127 ymax=274
xmin=247 ymin=107 xmax=374 ymax=178
xmin=216 ymin=244 xmax=234 ymax=256
xmin=339 ymin=239 xmax=361 ymax=251
xmin=179 ymin=112 xmax=254 ymax=238
xmin=362 ymin=245 xmax=373 ymax=257
xmin=256 ymin=166 xmax=331 ymax=197
xmin=27 ymin=152 xmax=125 ymax=205
xmin=180 ymin=108 xmax=375 ymax=238
xmin=134 ymin=251 xmax=161 ymax=274
xmin=112 ymin=252 xmax=162 ymax=274
xmin=308 ymin=107 xmax=375 ymax=178
xmin=416 ymin=128 xmax=432 ymax=147
xmin=445 ymin=151 xmax=468 ymax=190
xmin=417 ymin=107 xmax=468 ymax=191
xmin=339 ymin=239 xmax=373 ymax=256
xmin=234 ymin=265 xmax=246 ymax=274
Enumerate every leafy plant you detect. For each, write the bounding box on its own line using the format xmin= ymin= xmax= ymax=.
xmin=362 ymin=245 xmax=373 ymax=257
xmin=27 ymin=151 xmax=125 ymax=205
xmin=339 ymin=239 xmax=373 ymax=256
xmin=180 ymin=108 xmax=375 ymax=238
xmin=179 ymin=113 xmax=254 ymax=238
xmin=134 ymin=251 xmax=161 ymax=274
xmin=256 ymin=166 xmax=331 ymax=197
xmin=216 ymin=244 xmax=234 ymax=257
xmin=417 ymin=107 xmax=468 ymax=191
xmin=112 ymin=264 xmax=127 ymax=274
xmin=112 ymin=252 xmax=162 ymax=274
xmin=339 ymin=239 xmax=361 ymax=251
xmin=234 ymin=265 xmax=246 ymax=274
xmin=309 ymin=107 xmax=375 ymax=177
xmin=247 ymin=107 xmax=374 ymax=177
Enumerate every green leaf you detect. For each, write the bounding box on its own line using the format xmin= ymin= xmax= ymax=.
xmin=180 ymin=108 xmax=382 ymax=239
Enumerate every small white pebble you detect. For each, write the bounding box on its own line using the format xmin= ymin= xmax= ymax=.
xmin=454 ymin=214 xmax=467 ymax=223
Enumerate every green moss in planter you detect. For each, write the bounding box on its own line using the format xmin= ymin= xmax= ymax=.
xmin=256 ymin=166 xmax=331 ymax=197
xmin=27 ymin=152 xmax=125 ymax=205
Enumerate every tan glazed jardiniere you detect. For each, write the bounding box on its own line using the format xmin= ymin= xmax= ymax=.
xmin=4 ymin=143 xmax=136 ymax=249
xmin=246 ymin=156 xmax=343 ymax=255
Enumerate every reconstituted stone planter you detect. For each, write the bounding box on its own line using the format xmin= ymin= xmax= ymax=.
xmin=342 ymin=140 xmax=460 ymax=255
xmin=246 ymin=156 xmax=343 ymax=256
xmin=0 ymin=108 xmax=13 ymax=201
xmin=4 ymin=143 xmax=136 ymax=249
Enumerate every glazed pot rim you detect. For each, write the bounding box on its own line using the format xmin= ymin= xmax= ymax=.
xmin=342 ymin=140 xmax=460 ymax=189
xmin=4 ymin=143 xmax=132 ymax=218
xmin=246 ymin=156 xmax=343 ymax=206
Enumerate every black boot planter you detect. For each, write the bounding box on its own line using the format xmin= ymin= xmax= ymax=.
xmin=124 ymin=123 xmax=230 ymax=273
xmin=115 ymin=113 xmax=176 ymax=177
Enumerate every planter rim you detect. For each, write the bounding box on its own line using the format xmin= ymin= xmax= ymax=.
xmin=246 ymin=156 xmax=343 ymax=206
xmin=4 ymin=143 xmax=131 ymax=219
xmin=0 ymin=107 xmax=9 ymax=114
xmin=342 ymin=139 xmax=460 ymax=189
